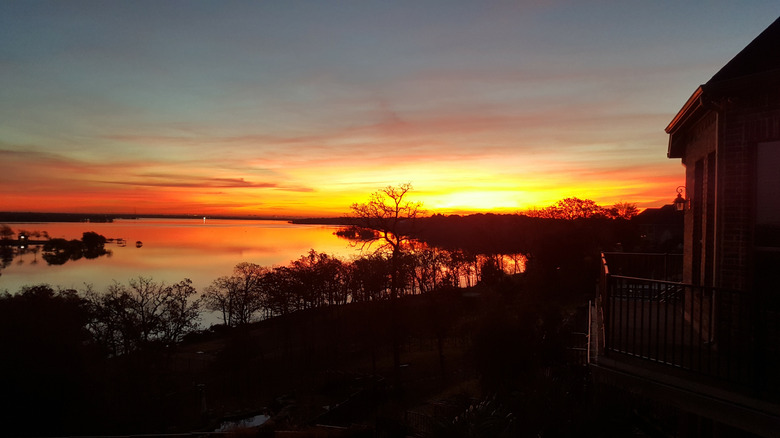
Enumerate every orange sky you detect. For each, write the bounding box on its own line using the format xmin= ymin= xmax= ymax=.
xmin=2 ymin=2 xmax=776 ymax=217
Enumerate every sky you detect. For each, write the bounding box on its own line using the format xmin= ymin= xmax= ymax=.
xmin=1 ymin=1 xmax=778 ymax=217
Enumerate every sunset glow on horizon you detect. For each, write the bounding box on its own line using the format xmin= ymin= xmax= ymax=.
xmin=2 ymin=2 xmax=777 ymax=217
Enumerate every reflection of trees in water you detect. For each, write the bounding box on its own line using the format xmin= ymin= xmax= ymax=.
xmin=42 ymin=232 xmax=112 ymax=265
xmin=202 ymin=247 xmax=528 ymax=328
xmin=28 ymin=246 xmax=39 ymax=265
xmin=1 ymin=245 xmax=43 ymax=271
xmin=0 ymin=243 xmax=41 ymax=274
xmin=334 ymin=234 xmax=527 ymax=291
xmin=0 ymin=245 xmax=13 ymax=272
xmin=0 ymin=231 xmax=112 ymax=274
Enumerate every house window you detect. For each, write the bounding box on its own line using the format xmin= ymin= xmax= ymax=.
xmin=755 ymin=141 xmax=780 ymax=310
xmin=756 ymin=141 xmax=780 ymax=247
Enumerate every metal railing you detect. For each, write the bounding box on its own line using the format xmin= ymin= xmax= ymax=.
xmin=604 ymin=276 xmax=752 ymax=381
xmin=599 ymin=252 xmax=780 ymax=399
xmin=601 ymin=252 xmax=682 ymax=281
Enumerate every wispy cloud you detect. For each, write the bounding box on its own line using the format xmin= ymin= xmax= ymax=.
xmin=104 ymin=175 xmax=278 ymax=189
xmin=2 ymin=2 xmax=774 ymax=215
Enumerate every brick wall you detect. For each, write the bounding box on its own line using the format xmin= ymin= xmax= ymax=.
xmin=679 ymin=111 xmax=717 ymax=285
xmin=716 ymin=82 xmax=780 ymax=291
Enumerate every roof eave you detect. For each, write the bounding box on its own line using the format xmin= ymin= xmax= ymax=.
xmin=666 ymin=86 xmax=705 ymax=159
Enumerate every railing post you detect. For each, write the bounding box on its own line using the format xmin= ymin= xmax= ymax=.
xmin=587 ymin=299 xmax=592 ymax=363
xmin=751 ymin=289 xmax=764 ymax=397
xmin=600 ymin=252 xmax=611 ymax=356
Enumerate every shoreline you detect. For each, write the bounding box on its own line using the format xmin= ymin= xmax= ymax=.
xmin=0 ymin=212 xmax=303 ymax=223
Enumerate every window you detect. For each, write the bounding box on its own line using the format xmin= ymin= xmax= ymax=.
xmin=756 ymin=141 xmax=780 ymax=247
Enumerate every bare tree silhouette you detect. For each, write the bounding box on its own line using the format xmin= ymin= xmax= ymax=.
xmin=350 ymin=183 xmax=423 ymax=298
xmin=350 ymin=183 xmax=424 ymax=387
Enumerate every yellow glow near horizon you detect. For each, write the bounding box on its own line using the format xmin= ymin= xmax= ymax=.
xmin=0 ymin=145 xmax=683 ymax=217
xmin=425 ymin=191 xmax=521 ymax=213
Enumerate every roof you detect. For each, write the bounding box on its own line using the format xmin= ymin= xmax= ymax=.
xmin=633 ymin=204 xmax=682 ymax=225
xmin=666 ymin=16 xmax=780 ymax=158
xmin=707 ymin=16 xmax=780 ymax=85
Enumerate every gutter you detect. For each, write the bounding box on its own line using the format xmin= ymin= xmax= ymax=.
xmin=665 ymin=86 xmax=706 ymax=159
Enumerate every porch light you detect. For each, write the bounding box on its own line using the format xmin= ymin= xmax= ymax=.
xmin=674 ymin=186 xmax=687 ymax=211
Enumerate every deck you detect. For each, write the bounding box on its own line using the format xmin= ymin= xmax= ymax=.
xmin=591 ymin=252 xmax=780 ymax=436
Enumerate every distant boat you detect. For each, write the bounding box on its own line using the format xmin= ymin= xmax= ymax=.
xmin=135 ymin=241 xmax=143 ymax=248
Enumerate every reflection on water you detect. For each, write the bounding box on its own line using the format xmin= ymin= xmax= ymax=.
xmin=214 ymin=413 xmax=270 ymax=432
xmin=0 ymin=219 xmax=358 ymax=295
xmin=41 ymin=232 xmax=113 ymax=265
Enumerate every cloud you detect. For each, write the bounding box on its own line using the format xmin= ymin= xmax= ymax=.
xmin=101 ymin=173 xmax=315 ymax=193
xmin=9 ymin=1 xmax=769 ymax=215
xmin=105 ymin=174 xmax=277 ymax=189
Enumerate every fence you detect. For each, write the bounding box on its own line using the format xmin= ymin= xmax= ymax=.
xmin=600 ymin=253 xmax=780 ymax=399
xmin=603 ymin=275 xmax=757 ymax=383
xmin=601 ymin=252 xmax=682 ymax=281
xmin=599 ymin=252 xmax=780 ymax=400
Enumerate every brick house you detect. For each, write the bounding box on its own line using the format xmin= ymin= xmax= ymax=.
xmin=666 ymin=16 xmax=780 ymax=295
xmin=592 ymin=17 xmax=780 ymax=436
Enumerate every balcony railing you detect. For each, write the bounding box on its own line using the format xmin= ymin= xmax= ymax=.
xmin=599 ymin=252 xmax=779 ymax=401
xmin=601 ymin=252 xmax=682 ymax=281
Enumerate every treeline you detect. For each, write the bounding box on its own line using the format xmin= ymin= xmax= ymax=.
xmin=205 ymin=246 xmax=525 ymax=327
xmin=522 ymin=197 xmax=639 ymax=220
xmin=0 ymin=245 xmax=524 ymax=436
xmin=0 ymin=279 xmax=200 ymax=357
xmin=413 ymin=213 xmax=639 ymax=255
xmin=0 ymin=257 xmax=579 ymax=437
xmin=271 ymin=211 xmax=651 ymax=329
xmin=2 ymin=246 xmax=525 ymax=355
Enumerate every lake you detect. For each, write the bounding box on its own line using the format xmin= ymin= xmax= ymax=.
xmin=0 ymin=218 xmax=360 ymax=296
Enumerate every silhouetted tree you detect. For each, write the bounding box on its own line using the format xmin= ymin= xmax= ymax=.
xmin=289 ymin=249 xmax=347 ymax=307
xmin=81 ymin=231 xmax=107 ymax=247
xmin=0 ymin=285 xmax=97 ymax=436
xmin=86 ymin=277 xmax=201 ymax=354
xmin=542 ymin=197 xmax=606 ymax=219
xmin=350 ymin=183 xmax=423 ymax=298
xmin=479 ymin=255 xmax=507 ymax=286
xmin=350 ymin=183 xmax=423 ymax=386
xmin=204 ymin=263 xmax=266 ymax=326
xmin=263 ymin=266 xmax=297 ymax=315
xmin=42 ymin=232 xmax=110 ymax=264
xmin=81 ymin=231 xmax=109 ymax=259
xmin=409 ymin=243 xmax=450 ymax=294
xmin=347 ymin=253 xmax=391 ymax=301
xmin=523 ymin=197 xmax=640 ymax=221
xmin=155 ymin=278 xmax=201 ymax=345
xmin=608 ymin=201 xmax=639 ymax=219
xmin=0 ymin=224 xmax=14 ymax=240
xmin=447 ymin=249 xmax=477 ymax=287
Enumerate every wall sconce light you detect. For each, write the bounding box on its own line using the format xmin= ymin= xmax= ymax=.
xmin=673 ymin=186 xmax=687 ymax=211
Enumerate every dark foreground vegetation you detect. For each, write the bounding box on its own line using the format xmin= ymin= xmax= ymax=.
xmin=0 ymin=190 xmax=681 ymax=436
xmin=1 ymin=274 xmax=643 ymax=437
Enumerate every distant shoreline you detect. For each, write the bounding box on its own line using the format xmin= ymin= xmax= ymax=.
xmin=0 ymin=212 xmax=317 ymax=223
xmin=289 ymin=217 xmax=358 ymax=226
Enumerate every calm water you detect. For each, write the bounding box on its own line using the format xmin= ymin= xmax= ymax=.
xmin=0 ymin=218 xmax=359 ymax=295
